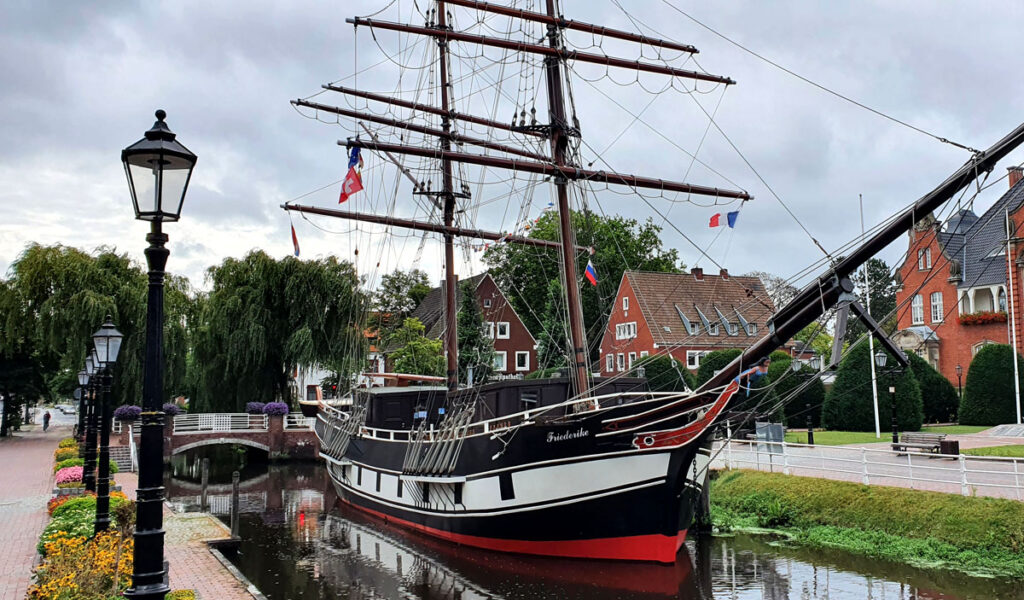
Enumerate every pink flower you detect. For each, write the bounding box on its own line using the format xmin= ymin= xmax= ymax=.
xmin=55 ymin=466 xmax=84 ymax=485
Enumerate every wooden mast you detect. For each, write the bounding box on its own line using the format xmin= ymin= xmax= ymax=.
xmin=542 ymin=0 xmax=589 ymax=396
xmin=437 ymin=1 xmax=460 ymax=392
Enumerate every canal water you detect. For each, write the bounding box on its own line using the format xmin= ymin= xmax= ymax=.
xmin=167 ymin=448 xmax=1024 ymax=600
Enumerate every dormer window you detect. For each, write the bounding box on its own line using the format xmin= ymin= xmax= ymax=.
xmin=708 ymin=323 xmax=719 ymax=336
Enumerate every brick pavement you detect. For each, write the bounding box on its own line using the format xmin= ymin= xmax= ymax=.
xmin=116 ymin=473 xmax=256 ymax=600
xmin=0 ymin=424 xmax=69 ymax=600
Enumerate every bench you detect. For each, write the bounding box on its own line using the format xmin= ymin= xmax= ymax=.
xmin=891 ymin=432 xmax=946 ymax=454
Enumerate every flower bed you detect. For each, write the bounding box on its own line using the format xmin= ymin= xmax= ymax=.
xmin=55 ymin=466 xmax=83 ymax=486
xmin=53 ymin=458 xmax=118 ymax=475
xmin=54 ymin=447 xmax=77 ymax=462
xmin=57 ymin=438 xmax=77 ymax=449
xmin=959 ymin=310 xmax=1008 ymax=326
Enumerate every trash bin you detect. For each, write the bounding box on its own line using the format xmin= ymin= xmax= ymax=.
xmin=939 ymin=439 xmax=960 ymax=455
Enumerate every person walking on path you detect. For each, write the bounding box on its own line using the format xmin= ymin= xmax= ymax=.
xmin=42 ymin=410 xmax=50 ymax=432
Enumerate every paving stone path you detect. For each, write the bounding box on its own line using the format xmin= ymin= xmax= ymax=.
xmin=0 ymin=425 xmax=67 ymax=600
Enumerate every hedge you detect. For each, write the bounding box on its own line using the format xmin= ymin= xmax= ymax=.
xmin=631 ymin=354 xmax=695 ymax=392
xmin=960 ymin=344 xmax=1024 ymax=425
xmin=695 ymin=349 xmax=742 ymax=386
xmin=906 ymin=352 xmax=959 ymax=423
xmin=767 ymin=355 xmax=825 ymax=427
xmin=822 ymin=342 xmax=923 ymax=432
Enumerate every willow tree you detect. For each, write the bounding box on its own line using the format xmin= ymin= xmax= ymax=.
xmin=0 ymin=243 xmax=195 ymax=409
xmin=193 ymin=251 xmax=367 ymax=412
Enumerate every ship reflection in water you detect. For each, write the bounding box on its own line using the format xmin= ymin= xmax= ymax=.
xmin=166 ymin=461 xmax=1024 ymax=600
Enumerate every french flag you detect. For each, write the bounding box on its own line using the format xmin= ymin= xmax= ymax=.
xmin=584 ymin=260 xmax=598 ymax=286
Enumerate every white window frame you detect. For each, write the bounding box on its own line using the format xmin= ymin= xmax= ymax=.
xmin=686 ymin=350 xmax=707 ymax=369
xmin=606 ymin=354 xmax=614 ymax=373
xmin=911 ymin=294 xmax=924 ymax=325
xmin=483 ymin=298 xmax=492 ymax=308
xmin=496 ymin=322 xmax=510 ymax=339
xmin=515 ymin=351 xmax=530 ymax=371
xmin=617 ymin=353 xmax=625 ymax=372
xmin=999 ymin=288 xmax=1008 ymax=312
xmin=972 ymin=340 xmax=995 ymax=356
xmin=708 ymin=323 xmax=719 ymax=336
xmin=484 ymin=321 xmax=495 ymax=339
xmin=749 ymin=323 xmax=757 ymax=335
xmin=615 ymin=322 xmax=637 ymax=340
xmin=493 ymin=351 xmax=507 ymax=371
xmin=623 ymin=296 xmax=629 ymax=311
xmin=640 ymin=350 xmax=649 ymax=359
xmin=628 ymin=352 xmax=637 ymax=368
xmin=926 ymin=248 xmax=932 ymax=268
xmin=930 ymin=292 xmax=943 ymax=323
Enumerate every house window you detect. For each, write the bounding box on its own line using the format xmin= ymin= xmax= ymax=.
xmin=617 ymin=353 xmax=625 ymax=371
xmin=640 ymin=351 xmax=649 ymax=359
xmin=628 ymin=352 xmax=637 ymax=368
xmin=623 ymin=296 xmax=629 ymax=311
xmin=606 ymin=354 xmax=614 ymax=373
xmin=484 ymin=321 xmax=495 ymax=339
xmin=927 ymin=248 xmax=932 ymax=268
xmin=911 ymin=295 xmax=924 ymax=324
xmin=972 ymin=340 xmax=995 ymax=356
xmin=728 ymin=323 xmax=739 ymax=336
xmin=493 ymin=351 xmax=507 ymax=371
xmin=496 ymin=322 xmax=510 ymax=339
xmin=749 ymin=324 xmax=757 ymax=336
xmin=686 ymin=350 xmax=708 ymax=369
xmin=483 ymin=298 xmax=492 ymax=308
xmin=689 ymin=323 xmax=699 ymax=335
xmin=708 ymin=323 xmax=719 ymax=336
xmin=930 ymin=292 xmax=943 ymax=323
xmin=918 ymin=248 xmax=932 ymax=270
xmin=615 ymin=322 xmax=637 ymax=340
xmin=999 ymin=288 xmax=1007 ymax=312
xmin=515 ymin=351 xmax=530 ymax=371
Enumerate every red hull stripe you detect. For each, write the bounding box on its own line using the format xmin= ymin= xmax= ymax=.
xmin=343 ymin=498 xmax=688 ymax=563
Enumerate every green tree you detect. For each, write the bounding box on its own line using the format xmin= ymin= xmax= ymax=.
xmin=631 ymin=354 xmax=694 ymax=392
xmin=743 ymin=271 xmax=798 ymax=308
xmin=388 ymin=318 xmax=445 ymax=377
xmin=484 ymin=211 xmax=682 ymax=358
xmin=844 ymin=258 xmax=898 ymax=345
xmin=766 ymin=353 xmax=826 ymax=428
xmin=193 ymin=251 xmax=367 ymax=411
xmin=695 ymin=349 xmax=742 ymax=386
xmin=0 ymin=243 xmax=194 ymax=410
xmin=959 ymin=344 xmax=1024 ymax=425
xmin=795 ymin=324 xmax=834 ymax=360
xmin=906 ymin=353 xmax=959 ymax=423
xmin=457 ymin=280 xmax=494 ymax=383
xmin=373 ymin=269 xmax=430 ymax=334
xmin=822 ymin=342 xmax=923 ymax=432
xmin=535 ymin=279 xmax=568 ymax=370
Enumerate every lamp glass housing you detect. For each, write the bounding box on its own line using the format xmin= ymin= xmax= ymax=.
xmin=791 ymin=359 xmax=801 ymax=373
xmin=92 ymin=316 xmax=124 ymax=366
xmin=77 ymin=369 xmax=89 ymax=386
xmin=955 ymin=364 xmax=963 ymax=377
xmin=122 ymin=110 xmax=196 ymax=222
xmin=809 ymin=356 xmax=821 ymax=370
xmin=874 ymin=350 xmax=887 ymax=369
xmin=85 ymin=355 xmax=96 ymax=376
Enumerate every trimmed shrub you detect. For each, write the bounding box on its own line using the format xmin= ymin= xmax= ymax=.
xmin=57 ymin=438 xmax=77 ymax=448
xmin=767 ymin=355 xmax=826 ymax=428
xmin=40 ymin=495 xmax=131 ymax=555
xmin=55 ymin=466 xmax=83 ymax=485
xmin=263 ymin=402 xmax=289 ymax=416
xmin=47 ymin=492 xmax=94 ymax=516
xmin=822 ymin=342 xmax=923 ymax=432
xmin=907 ymin=352 xmax=959 ymax=423
xmin=245 ymin=402 xmax=266 ymax=414
xmin=54 ymin=447 xmax=77 ymax=462
xmin=695 ymin=349 xmax=743 ymax=386
xmin=162 ymin=403 xmax=182 ymax=416
xmin=960 ymin=344 xmax=1024 ymax=425
xmin=632 ymin=354 xmax=695 ymax=392
xmin=54 ymin=458 xmax=84 ymax=473
xmin=113 ymin=405 xmax=142 ymax=421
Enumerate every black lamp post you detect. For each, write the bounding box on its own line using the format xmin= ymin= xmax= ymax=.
xmin=793 ymin=356 xmax=822 ymax=445
xmin=875 ymin=350 xmax=900 ymax=445
xmin=76 ymin=368 xmax=89 ymax=443
xmin=82 ymin=353 xmax=99 ymax=492
xmin=93 ymin=316 xmax=123 ymax=534
xmin=956 ymin=363 xmax=963 ymax=398
xmin=123 ymin=110 xmax=196 ymax=600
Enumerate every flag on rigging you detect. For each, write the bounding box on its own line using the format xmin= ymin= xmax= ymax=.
xmin=339 ymin=167 xmax=363 ymax=203
xmin=727 ymin=210 xmax=740 ymax=228
xmin=291 ymin=223 xmax=300 ymax=257
xmin=348 ymin=147 xmax=363 ymax=170
xmin=584 ymin=260 xmax=598 ymax=286
xmin=710 ymin=211 xmax=741 ymax=228
xmin=709 ymin=213 xmax=721 ymax=227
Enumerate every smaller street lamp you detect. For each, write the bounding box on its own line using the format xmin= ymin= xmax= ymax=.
xmin=92 ymin=316 xmax=123 ymax=534
xmin=76 ymin=368 xmax=89 ymax=441
xmin=875 ymin=350 xmax=900 ymax=445
xmin=793 ymin=356 xmax=822 ymax=445
xmin=955 ymin=363 xmax=963 ymax=399
xmin=83 ymin=353 xmax=99 ymax=492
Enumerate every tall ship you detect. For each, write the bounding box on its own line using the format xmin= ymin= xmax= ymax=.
xmin=288 ymin=1 xmax=1024 ymax=563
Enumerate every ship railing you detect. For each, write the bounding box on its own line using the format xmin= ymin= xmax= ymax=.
xmin=172 ymin=413 xmax=268 ymax=433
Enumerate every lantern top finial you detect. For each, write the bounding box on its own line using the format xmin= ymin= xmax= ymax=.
xmin=144 ymin=109 xmax=176 ymax=142
xmin=155 ymin=109 xmax=166 ymax=121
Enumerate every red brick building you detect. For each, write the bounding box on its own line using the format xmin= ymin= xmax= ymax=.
xmin=409 ymin=273 xmax=537 ymax=376
xmin=894 ymin=167 xmax=1024 ymax=384
xmin=596 ymin=269 xmax=776 ymax=375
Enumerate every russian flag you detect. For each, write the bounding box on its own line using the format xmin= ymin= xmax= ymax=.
xmin=291 ymin=223 xmax=300 ymax=257
xmin=584 ymin=260 xmax=598 ymax=286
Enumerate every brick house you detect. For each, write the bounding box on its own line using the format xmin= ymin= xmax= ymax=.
xmin=894 ymin=166 xmax=1024 ymax=384
xmin=596 ymin=269 xmax=776 ymax=375
xmin=408 ymin=273 xmax=537 ymax=376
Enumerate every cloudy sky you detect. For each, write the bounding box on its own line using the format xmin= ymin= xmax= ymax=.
xmin=2 ymin=1 xmax=1023 ymax=300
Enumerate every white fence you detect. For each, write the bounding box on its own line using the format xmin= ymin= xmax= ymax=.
xmin=173 ymin=413 xmax=268 ymax=434
xmin=285 ymin=415 xmax=316 ymax=430
xmin=708 ymin=439 xmax=1024 ymax=501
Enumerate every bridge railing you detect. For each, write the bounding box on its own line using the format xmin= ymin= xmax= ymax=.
xmin=285 ymin=414 xmax=316 ymax=430
xmin=173 ymin=413 xmax=268 ymax=434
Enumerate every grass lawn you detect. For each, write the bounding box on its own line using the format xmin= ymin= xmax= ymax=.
xmin=784 ymin=430 xmax=887 ymax=445
xmin=962 ymin=445 xmax=1024 ymax=458
xmin=921 ymin=425 xmax=989 ymax=435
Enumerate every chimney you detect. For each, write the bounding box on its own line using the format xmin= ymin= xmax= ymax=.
xmin=692 ymin=267 xmax=704 ymax=281
xmin=719 ymin=268 xmax=729 ymax=280
xmin=1010 ymin=166 xmax=1023 ymax=189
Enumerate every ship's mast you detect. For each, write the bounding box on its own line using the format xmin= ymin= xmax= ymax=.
xmin=437 ymin=2 xmax=460 ymax=392
xmin=541 ymin=0 xmax=589 ymax=396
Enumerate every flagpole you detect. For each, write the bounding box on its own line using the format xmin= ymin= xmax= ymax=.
xmin=862 ymin=194 xmax=882 ymax=439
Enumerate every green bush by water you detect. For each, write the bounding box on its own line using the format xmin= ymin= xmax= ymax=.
xmin=710 ymin=470 xmax=1024 ymax=577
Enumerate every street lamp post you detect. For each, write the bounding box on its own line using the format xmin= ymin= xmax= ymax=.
xmin=93 ymin=316 xmax=123 ymax=534
xmin=875 ymin=350 xmax=899 ymax=445
xmin=76 ymin=368 xmax=88 ymax=444
xmin=122 ymin=110 xmax=196 ymax=600
xmin=82 ymin=353 xmax=99 ymax=492
xmin=792 ymin=356 xmax=822 ymax=445
xmin=956 ymin=364 xmax=963 ymax=399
